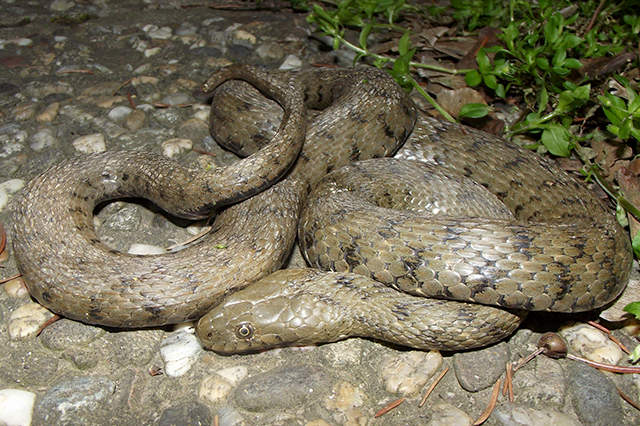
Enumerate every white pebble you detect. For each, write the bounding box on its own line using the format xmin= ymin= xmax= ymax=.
xmin=427 ymin=404 xmax=473 ymax=426
xmin=147 ymin=26 xmax=173 ymax=40
xmin=128 ymin=244 xmax=165 ymax=255
xmin=0 ymin=389 xmax=36 ymax=426
xmin=162 ymin=138 xmax=192 ymax=158
xmin=279 ymin=54 xmax=302 ymax=70
xmin=234 ymin=30 xmax=256 ymax=44
xmin=381 ymin=350 xmax=443 ymax=395
xmin=160 ymin=328 xmax=203 ymax=377
xmin=8 ymin=302 xmax=52 ymax=339
xmin=36 ymin=102 xmax=59 ymax=123
xmin=29 ymin=129 xmax=56 ymax=151
xmin=0 ymin=179 xmax=25 ymax=212
xmin=198 ymin=375 xmax=233 ymax=403
xmin=215 ymin=366 xmax=248 ymax=386
xmin=108 ymin=105 xmax=133 ymax=121
xmin=15 ymin=38 xmax=33 ymax=47
xmin=144 ymin=47 xmax=162 ymax=58
xmin=3 ymin=277 xmax=29 ymax=298
xmin=560 ymin=323 xmax=623 ymax=365
xmin=72 ymin=133 xmax=105 ymax=153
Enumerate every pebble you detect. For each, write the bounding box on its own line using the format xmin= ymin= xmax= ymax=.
xmin=36 ymin=102 xmax=59 ymax=123
xmin=0 ymin=178 xmax=24 ymax=212
xmin=323 ymin=382 xmax=366 ymax=425
xmin=39 ymin=318 xmax=103 ymax=351
xmin=233 ymin=29 xmax=256 ymax=45
xmin=177 ymin=117 xmax=210 ymax=142
xmin=72 ymin=133 xmax=106 ymax=153
xmin=233 ymin=364 xmax=332 ymax=412
xmin=158 ymin=403 xmax=212 ymax=426
xmin=125 ymin=109 xmax=147 ymax=131
xmin=161 ymin=92 xmax=190 ymax=106
xmin=127 ymin=243 xmax=166 ymax=255
xmin=453 ymin=342 xmax=509 ymax=392
xmin=427 ymin=403 xmax=473 ymax=426
xmin=216 ymin=366 xmax=248 ymax=385
xmin=49 ymin=0 xmax=75 ymax=12
xmin=380 ymin=350 xmax=443 ymax=395
xmin=144 ymin=47 xmax=162 ymax=57
xmin=162 ymin=138 xmax=192 ymax=158
xmin=255 ymin=42 xmax=285 ymax=61
xmin=0 ymin=389 xmax=36 ymax=426
xmin=11 ymin=104 xmax=36 ymax=121
xmin=3 ymin=277 xmax=29 ymax=298
xmin=159 ymin=328 xmax=202 ymax=377
xmin=566 ymin=361 xmax=624 ymax=426
xmin=198 ymin=375 xmax=234 ymax=403
xmin=8 ymin=302 xmax=53 ymax=339
xmin=492 ymin=404 xmax=581 ymax=426
xmin=215 ymin=406 xmax=245 ymax=426
xmin=33 ymin=376 xmax=116 ymax=425
xmin=279 ymin=54 xmax=302 ymax=70
xmin=29 ymin=129 xmax=56 ymax=151
xmin=101 ymin=202 xmax=141 ymax=231
xmin=512 ymin=352 xmax=565 ymax=408
xmin=107 ymin=105 xmax=133 ymax=122
xmin=560 ymin=323 xmax=623 ymax=365
xmin=146 ymin=25 xmax=173 ymax=40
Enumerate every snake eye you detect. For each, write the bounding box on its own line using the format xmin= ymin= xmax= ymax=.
xmin=234 ymin=322 xmax=254 ymax=339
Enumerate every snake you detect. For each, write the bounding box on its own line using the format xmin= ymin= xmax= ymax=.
xmin=12 ymin=64 xmax=632 ymax=352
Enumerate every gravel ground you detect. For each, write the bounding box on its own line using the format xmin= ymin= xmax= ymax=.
xmin=1 ymin=1 xmax=640 ymax=425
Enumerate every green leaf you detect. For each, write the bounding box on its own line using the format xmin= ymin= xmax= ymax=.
xmin=359 ymin=22 xmax=373 ymax=50
xmin=495 ymin=83 xmax=506 ymax=98
xmin=563 ymin=58 xmax=583 ymax=69
xmin=483 ymin=73 xmax=498 ymax=90
xmin=476 ymin=49 xmax=491 ymax=73
xmin=536 ymin=57 xmax=549 ymax=70
xmin=632 ymin=230 xmax=640 ymax=258
xmin=541 ymin=124 xmax=571 ymax=157
xmin=619 ymin=117 xmax=632 ymax=140
xmin=538 ymin=86 xmax=549 ymax=114
xmin=624 ymin=300 xmax=640 ymax=319
xmin=465 ymin=70 xmax=483 ymax=87
xmin=459 ymin=103 xmax=491 ymax=119
xmin=552 ymin=49 xmax=567 ymax=67
xmin=398 ymin=31 xmax=411 ymax=56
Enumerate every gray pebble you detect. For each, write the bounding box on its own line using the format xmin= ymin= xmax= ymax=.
xmin=39 ymin=318 xmax=103 ymax=350
xmin=453 ymin=342 xmax=509 ymax=392
xmin=158 ymin=402 xmax=212 ymax=426
xmin=567 ymin=361 xmax=624 ymax=426
xmin=233 ymin=364 xmax=332 ymax=412
xmin=33 ymin=376 xmax=116 ymax=426
xmin=161 ymin=93 xmax=190 ymax=106
xmin=101 ymin=203 xmax=142 ymax=231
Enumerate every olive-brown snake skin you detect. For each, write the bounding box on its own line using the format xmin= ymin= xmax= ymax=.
xmin=13 ymin=65 xmax=632 ymax=352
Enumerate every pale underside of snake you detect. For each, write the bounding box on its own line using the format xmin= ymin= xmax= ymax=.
xmin=12 ymin=64 xmax=633 ymax=353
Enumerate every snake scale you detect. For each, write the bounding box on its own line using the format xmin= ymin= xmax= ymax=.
xmin=12 ymin=64 xmax=632 ymax=352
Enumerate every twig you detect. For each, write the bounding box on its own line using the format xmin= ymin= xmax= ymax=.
xmin=503 ymin=362 xmax=514 ymax=402
xmin=112 ymin=78 xmax=133 ymax=96
xmin=619 ymin=387 xmax=640 ymax=411
xmin=56 ymin=69 xmax=95 ymax=75
xmin=473 ymin=379 xmax=501 ymax=425
xmin=374 ymin=397 xmax=405 ymax=418
xmin=127 ymin=92 xmax=137 ymax=110
xmin=585 ymin=0 xmax=607 ymax=34
xmin=0 ymin=273 xmax=22 ymax=284
xmin=36 ymin=314 xmax=61 ymax=336
xmin=419 ymin=367 xmax=449 ymax=407
xmin=565 ymin=353 xmax=640 ymax=374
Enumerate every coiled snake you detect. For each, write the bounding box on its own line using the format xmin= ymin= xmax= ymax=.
xmin=12 ymin=65 xmax=632 ymax=352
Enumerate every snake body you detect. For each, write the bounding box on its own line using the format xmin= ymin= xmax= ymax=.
xmin=13 ymin=65 xmax=632 ymax=351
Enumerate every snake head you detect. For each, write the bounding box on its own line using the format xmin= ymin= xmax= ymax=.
xmin=195 ymin=269 xmax=351 ymax=353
